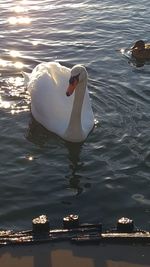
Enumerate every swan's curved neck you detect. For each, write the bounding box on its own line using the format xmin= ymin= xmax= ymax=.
xmin=64 ymin=78 xmax=87 ymax=142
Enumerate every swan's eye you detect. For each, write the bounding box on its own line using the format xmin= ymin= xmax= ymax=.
xmin=69 ymin=74 xmax=80 ymax=85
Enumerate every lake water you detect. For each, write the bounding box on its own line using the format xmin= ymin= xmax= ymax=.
xmin=0 ymin=0 xmax=150 ymax=231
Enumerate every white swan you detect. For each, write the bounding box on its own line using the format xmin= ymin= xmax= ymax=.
xmin=24 ymin=61 xmax=94 ymax=142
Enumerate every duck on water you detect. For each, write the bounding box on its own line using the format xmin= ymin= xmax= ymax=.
xmin=131 ymin=40 xmax=150 ymax=61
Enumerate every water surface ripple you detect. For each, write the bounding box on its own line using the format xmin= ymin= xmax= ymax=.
xmin=0 ymin=0 xmax=150 ymax=230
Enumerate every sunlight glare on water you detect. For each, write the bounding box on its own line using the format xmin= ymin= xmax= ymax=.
xmin=8 ymin=16 xmax=31 ymax=25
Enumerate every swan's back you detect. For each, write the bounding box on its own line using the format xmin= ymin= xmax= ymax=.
xmin=28 ymin=62 xmax=75 ymax=135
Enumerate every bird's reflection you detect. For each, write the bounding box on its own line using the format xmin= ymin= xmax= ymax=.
xmin=26 ymin=115 xmax=84 ymax=195
xmin=65 ymin=141 xmax=83 ymax=195
xmin=26 ymin=115 xmax=52 ymax=146
xmin=129 ymin=58 xmax=146 ymax=68
xmin=120 ymin=48 xmax=149 ymax=67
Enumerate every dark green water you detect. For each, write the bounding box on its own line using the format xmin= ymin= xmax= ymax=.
xmin=0 ymin=0 xmax=150 ymax=230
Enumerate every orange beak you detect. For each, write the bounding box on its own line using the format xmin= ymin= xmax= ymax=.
xmin=66 ymin=79 xmax=79 ymax=97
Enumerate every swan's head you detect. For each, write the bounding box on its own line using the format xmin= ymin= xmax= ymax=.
xmin=66 ymin=65 xmax=87 ymax=97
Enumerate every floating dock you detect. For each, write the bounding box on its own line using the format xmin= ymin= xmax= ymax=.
xmin=0 ymin=214 xmax=150 ymax=267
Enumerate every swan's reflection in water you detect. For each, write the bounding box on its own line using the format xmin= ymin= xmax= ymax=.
xmin=26 ymin=115 xmax=86 ymax=196
xmin=26 ymin=114 xmax=56 ymax=146
xmin=65 ymin=141 xmax=83 ymax=195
